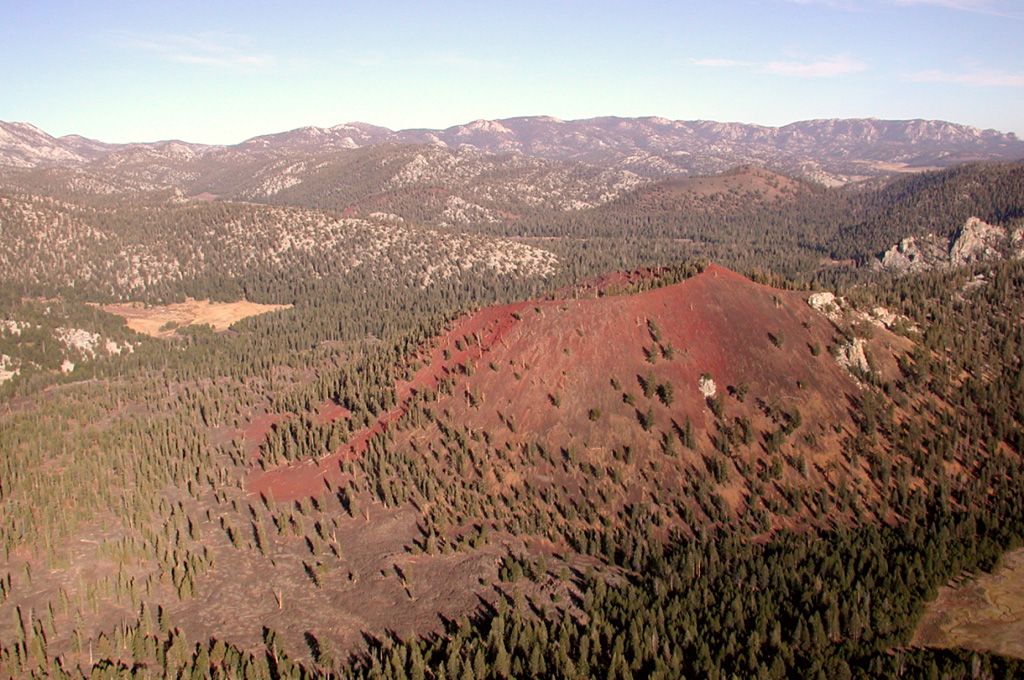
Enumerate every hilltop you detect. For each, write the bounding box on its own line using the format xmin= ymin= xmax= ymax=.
xmin=252 ymin=264 xmax=909 ymax=536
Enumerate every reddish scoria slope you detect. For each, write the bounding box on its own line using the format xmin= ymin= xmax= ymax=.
xmin=444 ymin=265 xmax=855 ymax=440
xmin=250 ymin=264 xmax=907 ymax=505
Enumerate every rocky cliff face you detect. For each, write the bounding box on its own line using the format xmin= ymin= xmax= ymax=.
xmin=949 ymin=216 xmax=1015 ymax=266
xmin=878 ymin=235 xmax=953 ymax=274
xmin=874 ymin=217 xmax=1024 ymax=275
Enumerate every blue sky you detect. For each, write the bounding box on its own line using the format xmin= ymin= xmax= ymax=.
xmin=3 ymin=0 xmax=1022 ymax=144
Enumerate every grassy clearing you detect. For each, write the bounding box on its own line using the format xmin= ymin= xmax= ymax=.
xmin=102 ymin=298 xmax=291 ymax=337
xmin=914 ymin=546 xmax=1024 ymax=660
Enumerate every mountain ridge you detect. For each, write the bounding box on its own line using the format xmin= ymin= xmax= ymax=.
xmin=3 ymin=116 xmax=1021 ymax=185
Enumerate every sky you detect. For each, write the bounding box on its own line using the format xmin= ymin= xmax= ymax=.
xmin=2 ymin=0 xmax=1023 ymax=144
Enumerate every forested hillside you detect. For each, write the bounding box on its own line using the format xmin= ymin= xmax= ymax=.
xmin=3 ymin=254 xmax=1024 ymax=678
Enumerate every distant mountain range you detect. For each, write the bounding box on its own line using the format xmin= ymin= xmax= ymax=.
xmin=3 ymin=116 xmax=1022 ymax=186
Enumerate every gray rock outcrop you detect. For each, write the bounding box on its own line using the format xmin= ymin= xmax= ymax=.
xmin=873 ymin=217 xmax=1023 ymax=275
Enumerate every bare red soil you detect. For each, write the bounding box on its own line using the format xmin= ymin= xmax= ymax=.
xmin=549 ymin=268 xmax=658 ymax=300
xmin=314 ymin=400 xmax=351 ymax=424
xmin=242 ymin=412 xmax=287 ymax=458
xmin=249 ymin=264 xmax=905 ymax=504
xmin=248 ymin=296 xmax=536 ymax=500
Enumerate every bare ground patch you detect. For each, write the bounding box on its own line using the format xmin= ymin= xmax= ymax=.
xmin=101 ymin=298 xmax=291 ymax=338
xmin=913 ymin=547 xmax=1024 ymax=660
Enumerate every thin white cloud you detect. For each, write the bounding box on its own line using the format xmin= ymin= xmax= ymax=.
xmin=694 ymin=54 xmax=867 ymax=78
xmin=904 ymin=68 xmax=1024 ymax=87
xmin=354 ymin=52 xmax=510 ymax=71
xmin=780 ymin=0 xmax=857 ymax=7
xmin=691 ymin=58 xmax=756 ymax=68
xmin=110 ymin=31 xmax=279 ymax=71
xmin=888 ymin=0 xmax=994 ymax=10
xmin=761 ymin=55 xmax=868 ymax=77
xmin=782 ymin=0 xmax=1022 ymax=16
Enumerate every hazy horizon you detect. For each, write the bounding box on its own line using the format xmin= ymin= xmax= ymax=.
xmin=3 ymin=0 xmax=1023 ymax=145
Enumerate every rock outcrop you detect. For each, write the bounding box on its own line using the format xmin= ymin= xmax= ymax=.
xmin=873 ymin=217 xmax=1024 ymax=275
xmin=807 ymin=291 xmax=844 ymax=322
xmin=878 ymin=234 xmax=951 ymax=274
xmin=949 ymin=217 xmax=1014 ymax=266
xmin=835 ymin=337 xmax=871 ymax=375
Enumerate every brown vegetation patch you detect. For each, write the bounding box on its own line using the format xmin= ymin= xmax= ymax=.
xmin=101 ymin=298 xmax=291 ymax=338
xmin=854 ymin=160 xmax=945 ymax=174
xmin=165 ymin=505 xmax=500 ymax=664
xmin=637 ymin=165 xmax=805 ymax=208
xmin=913 ymin=547 xmax=1024 ymax=659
